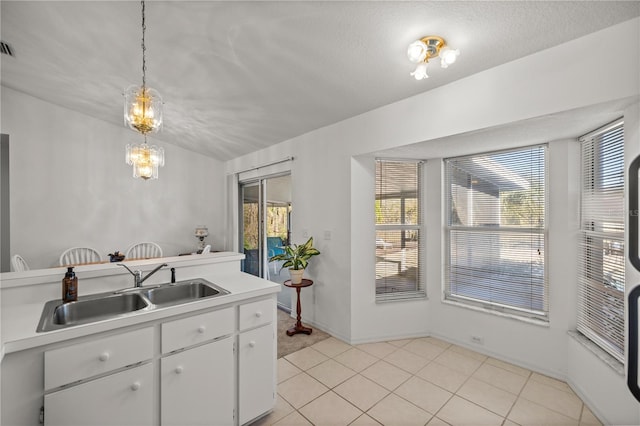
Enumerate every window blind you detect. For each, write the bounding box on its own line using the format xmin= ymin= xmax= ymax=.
xmin=375 ymin=160 xmax=425 ymax=300
xmin=578 ymin=119 xmax=625 ymax=362
xmin=444 ymin=145 xmax=547 ymax=319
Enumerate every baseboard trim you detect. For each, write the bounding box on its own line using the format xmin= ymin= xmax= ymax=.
xmin=276 ymin=303 xmax=291 ymax=314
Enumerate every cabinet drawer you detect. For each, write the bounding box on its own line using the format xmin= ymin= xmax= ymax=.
xmin=162 ymin=307 xmax=234 ymax=354
xmin=239 ymin=298 xmax=274 ymax=331
xmin=45 ymin=362 xmax=153 ymax=426
xmin=45 ymin=327 xmax=153 ymax=390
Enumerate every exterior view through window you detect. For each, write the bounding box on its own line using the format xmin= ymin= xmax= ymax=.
xmin=375 ymin=160 xmax=424 ymax=300
xmin=444 ymin=145 xmax=547 ymax=320
xmin=578 ymin=120 xmax=625 ymax=362
xmin=240 ymin=174 xmax=293 ymax=311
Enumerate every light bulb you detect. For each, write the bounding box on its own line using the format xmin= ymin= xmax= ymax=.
xmin=407 ymin=40 xmax=428 ymax=63
xmin=410 ymin=62 xmax=429 ymax=80
xmin=440 ymin=47 xmax=460 ymax=68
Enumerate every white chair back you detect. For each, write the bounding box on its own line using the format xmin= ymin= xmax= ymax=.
xmin=201 ymin=245 xmax=211 ymax=254
xmin=59 ymin=247 xmax=101 ymax=266
xmin=126 ymin=242 xmax=163 ymax=259
xmin=11 ymin=254 xmax=29 ymax=272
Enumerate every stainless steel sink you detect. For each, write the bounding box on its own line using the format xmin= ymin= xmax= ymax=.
xmin=37 ymin=293 xmax=150 ymax=332
xmin=37 ymin=278 xmax=229 ymax=332
xmin=140 ymin=280 xmax=229 ymax=306
xmin=54 ymin=293 xmax=149 ymax=326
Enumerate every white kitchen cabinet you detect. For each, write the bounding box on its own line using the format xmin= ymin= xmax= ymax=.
xmin=44 ymin=328 xmax=154 ymax=426
xmin=29 ymin=296 xmax=275 ymax=426
xmin=44 ymin=362 xmax=153 ymax=426
xmin=161 ymin=338 xmax=234 ymax=425
xmin=238 ymin=323 xmax=275 ymax=425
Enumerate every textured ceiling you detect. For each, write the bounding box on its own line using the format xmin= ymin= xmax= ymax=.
xmin=2 ymin=1 xmax=639 ymax=161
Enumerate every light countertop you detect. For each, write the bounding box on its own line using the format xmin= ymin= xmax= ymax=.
xmin=2 ymin=257 xmax=279 ymax=356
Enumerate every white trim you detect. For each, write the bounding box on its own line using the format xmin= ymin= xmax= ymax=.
xmin=236 ymin=157 xmax=293 ymax=182
xmin=578 ymin=117 xmax=624 ymax=142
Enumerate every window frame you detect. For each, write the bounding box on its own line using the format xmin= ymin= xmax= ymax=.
xmin=374 ymin=158 xmax=426 ymax=302
xmin=443 ymin=144 xmax=549 ymax=321
xmin=577 ymin=118 xmax=625 ymax=363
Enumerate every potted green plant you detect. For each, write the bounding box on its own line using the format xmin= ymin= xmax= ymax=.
xmin=268 ymin=237 xmax=321 ymax=284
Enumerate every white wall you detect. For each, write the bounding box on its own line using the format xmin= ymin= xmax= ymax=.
xmin=1 ymin=87 xmax=225 ymax=269
xmin=225 ymin=18 xmax=640 ymax=424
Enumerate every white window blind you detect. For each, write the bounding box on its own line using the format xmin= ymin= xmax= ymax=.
xmin=375 ymin=160 xmax=425 ymax=301
xmin=578 ymin=119 xmax=625 ymax=362
xmin=444 ymin=145 xmax=547 ymax=320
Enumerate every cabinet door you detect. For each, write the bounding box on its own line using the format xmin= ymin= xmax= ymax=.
xmin=239 ymin=324 xmax=275 ymax=425
xmin=44 ymin=363 xmax=153 ymax=426
xmin=161 ymin=337 xmax=234 ymax=426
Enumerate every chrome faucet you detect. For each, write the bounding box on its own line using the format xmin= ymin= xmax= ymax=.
xmin=118 ymin=263 xmax=168 ymax=288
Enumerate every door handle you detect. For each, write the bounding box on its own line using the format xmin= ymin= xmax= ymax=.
xmin=628 ymin=155 xmax=640 ymax=271
xmin=628 ymin=154 xmax=640 ymax=402
xmin=628 ymin=286 xmax=640 ymax=402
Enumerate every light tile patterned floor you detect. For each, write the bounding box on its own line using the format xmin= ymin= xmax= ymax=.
xmin=252 ymin=336 xmax=602 ymax=426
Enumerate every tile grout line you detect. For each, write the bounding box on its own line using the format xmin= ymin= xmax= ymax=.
xmin=429 ymin=355 xmax=501 ymax=425
xmin=274 ymin=337 xmax=595 ymax=426
xmin=518 ymin=374 xmax=586 ymax=423
xmin=501 ymin=366 xmax=532 ymax=426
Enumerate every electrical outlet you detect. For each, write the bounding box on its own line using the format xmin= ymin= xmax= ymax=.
xmin=471 ymin=335 xmax=484 ymax=345
xmin=302 ymin=229 xmax=309 ymax=239
xmin=324 ymin=230 xmax=331 ymax=240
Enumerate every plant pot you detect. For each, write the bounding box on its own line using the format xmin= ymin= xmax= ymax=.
xmin=289 ymin=268 xmax=304 ymax=285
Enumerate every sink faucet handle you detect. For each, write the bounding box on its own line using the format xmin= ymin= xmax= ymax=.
xmin=117 ymin=263 xmax=137 ymax=276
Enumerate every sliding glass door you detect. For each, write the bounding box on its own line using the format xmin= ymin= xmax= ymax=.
xmin=240 ymin=174 xmax=292 ymax=310
xmin=240 ymin=182 xmax=262 ymax=277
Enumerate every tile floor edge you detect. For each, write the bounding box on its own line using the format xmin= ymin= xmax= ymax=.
xmin=564 ymin=376 xmax=606 ymax=426
xmin=427 ymin=330 xmax=569 ymax=383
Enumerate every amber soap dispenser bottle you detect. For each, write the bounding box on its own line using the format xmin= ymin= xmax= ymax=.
xmin=62 ymin=266 xmax=78 ymax=303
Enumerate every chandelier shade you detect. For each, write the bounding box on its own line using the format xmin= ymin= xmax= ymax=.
xmin=124 ymin=85 xmax=163 ymax=134
xmin=126 ymin=138 xmax=165 ymax=180
xmin=123 ymin=0 xmax=163 ymax=135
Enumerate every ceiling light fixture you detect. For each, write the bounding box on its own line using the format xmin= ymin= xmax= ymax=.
xmin=126 ymin=136 xmax=165 ymax=180
xmin=123 ymin=0 xmax=165 ymax=180
xmin=124 ymin=0 xmax=163 ymax=134
xmin=407 ymin=35 xmax=460 ymax=80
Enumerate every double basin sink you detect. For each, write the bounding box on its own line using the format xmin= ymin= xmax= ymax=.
xmin=37 ymin=279 xmax=230 ymax=332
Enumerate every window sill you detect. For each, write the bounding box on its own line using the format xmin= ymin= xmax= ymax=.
xmin=376 ymin=291 xmax=427 ymax=303
xmin=441 ymin=299 xmax=550 ymax=327
xmin=567 ymin=330 xmax=624 ymax=376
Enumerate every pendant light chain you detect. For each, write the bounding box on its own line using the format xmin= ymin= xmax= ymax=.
xmin=123 ymin=0 xmax=164 ymax=163
xmin=141 ymin=0 xmax=146 ymax=90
